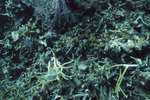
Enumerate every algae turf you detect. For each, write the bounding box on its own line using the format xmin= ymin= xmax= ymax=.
xmin=0 ymin=0 xmax=150 ymax=99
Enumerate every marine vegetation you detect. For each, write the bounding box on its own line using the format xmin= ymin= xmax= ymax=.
xmin=0 ymin=0 xmax=150 ymax=99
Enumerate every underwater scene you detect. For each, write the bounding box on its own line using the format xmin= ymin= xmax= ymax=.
xmin=0 ymin=0 xmax=150 ymax=100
